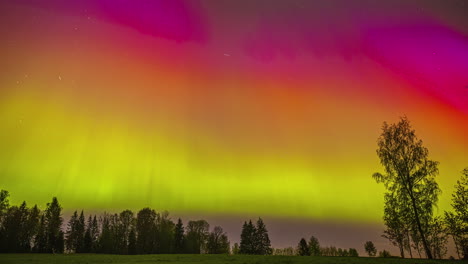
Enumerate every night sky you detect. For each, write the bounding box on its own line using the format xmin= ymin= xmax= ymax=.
xmin=0 ymin=0 xmax=467 ymax=255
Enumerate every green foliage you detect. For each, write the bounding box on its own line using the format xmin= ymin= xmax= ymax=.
xmin=308 ymin=236 xmax=321 ymax=256
xmin=445 ymin=168 xmax=468 ymax=260
xmin=426 ymin=217 xmax=447 ymax=259
xmin=364 ymin=241 xmax=376 ymax=257
xmin=373 ymin=117 xmax=441 ymax=259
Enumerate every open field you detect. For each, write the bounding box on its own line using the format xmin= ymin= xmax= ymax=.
xmin=0 ymin=254 xmax=456 ymax=264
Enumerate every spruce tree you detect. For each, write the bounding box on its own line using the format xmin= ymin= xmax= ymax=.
xmin=45 ymin=197 xmax=63 ymax=253
xmin=66 ymin=211 xmax=78 ymax=252
xmin=239 ymin=220 xmax=256 ymax=254
xmin=174 ymin=218 xmax=185 ymax=253
xmin=90 ymin=215 xmax=99 ymax=252
xmin=34 ymin=215 xmax=47 ymax=253
xmin=83 ymin=216 xmax=93 ymax=253
xmin=255 ymin=218 xmax=272 ymax=255
xmin=76 ymin=211 xmax=86 ymax=253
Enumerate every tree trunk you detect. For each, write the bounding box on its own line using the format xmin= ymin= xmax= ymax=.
xmin=409 ymin=194 xmax=433 ymax=259
xmin=452 ymin=236 xmax=460 ymax=259
xmin=399 ymin=244 xmax=405 ymax=258
xmin=406 ymin=231 xmax=413 ymax=258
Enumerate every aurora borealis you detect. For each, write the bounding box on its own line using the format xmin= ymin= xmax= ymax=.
xmin=0 ymin=0 xmax=467 ymax=250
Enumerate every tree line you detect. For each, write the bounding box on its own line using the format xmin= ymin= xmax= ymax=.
xmin=0 ymin=194 xmax=234 ymax=255
xmin=296 ymin=236 xmax=359 ymax=257
xmin=373 ymin=117 xmax=468 ymax=260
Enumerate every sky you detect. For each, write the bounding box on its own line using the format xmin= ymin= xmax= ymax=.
xmin=0 ymin=0 xmax=467 ymax=255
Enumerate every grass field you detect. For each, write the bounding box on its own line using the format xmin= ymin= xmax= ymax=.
xmin=0 ymin=254 xmax=456 ymax=264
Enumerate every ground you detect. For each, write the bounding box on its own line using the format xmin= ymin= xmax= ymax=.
xmin=0 ymin=254 xmax=456 ymax=264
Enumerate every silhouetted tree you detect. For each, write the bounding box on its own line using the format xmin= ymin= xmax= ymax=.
xmin=364 ymin=241 xmax=376 ymax=257
xmin=349 ymin=248 xmax=359 ymax=257
xmin=65 ymin=211 xmax=78 ymax=252
xmin=0 ymin=190 xmax=9 ymax=251
xmin=76 ymin=211 xmax=86 ymax=252
xmin=1 ymin=201 xmax=30 ymax=252
xmin=426 ymin=216 xmax=448 ymax=259
xmin=136 ymin=208 xmax=157 ymax=254
xmin=254 ymin=218 xmax=272 ymax=255
xmin=174 ymin=218 xmax=185 ymax=253
xmin=44 ymin=197 xmax=63 ymax=253
xmin=34 ymin=214 xmax=47 ymax=253
xmin=0 ymin=190 xmax=9 ymax=219
xmin=155 ymin=211 xmax=175 ymax=254
xmin=185 ymin=220 xmax=209 ymax=254
xmin=297 ymin=238 xmax=310 ymax=256
xmin=128 ymin=228 xmax=137 ymax=255
xmin=206 ymin=226 xmax=230 ymax=254
xmin=90 ymin=215 xmax=99 ymax=252
xmin=382 ymin=192 xmax=409 ymax=258
xmin=83 ymin=226 xmax=92 ymax=253
xmin=239 ymin=220 xmax=256 ymax=254
xmin=308 ymin=236 xmax=321 ymax=256
xmin=373 ymin=117 xmax=440 ymax=259
xmin=114 ymin=210 xmax=135 ymax=254
xmin=99 ymin=213 xmax=113 ymax=254
xmin=26 ymin=205 xmax=41 ymax=251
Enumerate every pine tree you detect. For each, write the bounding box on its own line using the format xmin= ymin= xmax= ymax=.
xmin=76 ymin=211 xmax=86 ymax=253
xmin=239 ymin=220 xmax=256 ymax=254
xmin=255 ymin=218 xmax=272 ymax=255
xmin=83 ymin=216 xmax=93 ymax=253
xmin=90 ymin=215 xmax=99 ymax=252
xmin=45 ymin=197 xmax=63 ymax=253
xmin=174 ymin=218 xmax=185 ymax=253
xmin=34 ymin=215 xmax=47 ymax=253
xmin=66 ymin=211 xmax=78 ymax=252
xmin=26 ymin=205 xmax=41 ymax=252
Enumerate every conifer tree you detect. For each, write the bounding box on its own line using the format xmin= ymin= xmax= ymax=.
xmin=239 ymin=220 xmax=256 ymax=254
xmin=174 ymin=218 xmax=185 ymax=253
xmin=45 ymin=197 xmax=63 ymax=253
xmin=255 ymin=218 xmax=272 ymax=255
